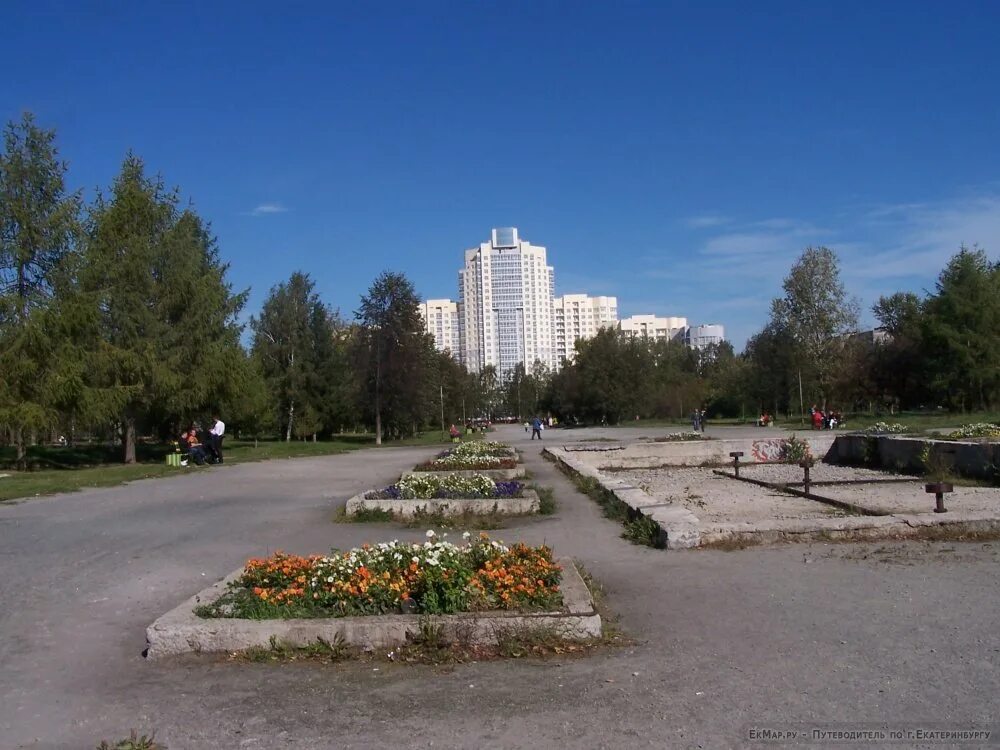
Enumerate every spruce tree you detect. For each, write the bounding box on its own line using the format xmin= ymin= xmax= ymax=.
xmin=0 ymin=113 xmax=81 ymax=464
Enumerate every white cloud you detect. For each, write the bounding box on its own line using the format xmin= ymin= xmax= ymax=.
xmin=249 ymin=203 xmax=289 ymax=216
xmin=662 ymin=192 xmax=1000 ymax=347
xmin=685 ymin=214 xmax=731 ymax=229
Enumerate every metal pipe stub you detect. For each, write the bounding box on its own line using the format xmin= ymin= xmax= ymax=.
xmin=925 ymin=482 xmax=954 ymax=513
xmin=798 ymin=458 xmax=815 ymax=495
xmin=729 ymin=451 xmax=744 ymax=479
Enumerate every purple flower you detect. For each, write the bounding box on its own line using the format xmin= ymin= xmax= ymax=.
xmin=494 ymin=481 xmax=524 ymax=498
xmin=365 ymin=485 xmax=402 ymax=500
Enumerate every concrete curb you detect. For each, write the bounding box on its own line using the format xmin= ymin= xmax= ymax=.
xmin=345 ymin=489 xmax=540 ymax=518
xmin=545 ymin=447 xmax=701 ymax=549
xmin=701 ymin=516 xmax=1000 ymax=546
xmin=145 ymin=558 xmax=600 ymax=659
xmin=401 ymin=467 xmax=526 ymax=481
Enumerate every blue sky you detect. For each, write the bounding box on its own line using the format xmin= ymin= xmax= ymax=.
xmin=5 ymin=1 xmax=1000 ymax=346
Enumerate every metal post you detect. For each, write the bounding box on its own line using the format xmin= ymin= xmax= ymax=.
xmin=799 ymin=458 xmax=814 ymax=495
xmin=730 ymin=451 xmax=744 ymax=479
xmin=925 ymin=482 xmax=953 ymax=513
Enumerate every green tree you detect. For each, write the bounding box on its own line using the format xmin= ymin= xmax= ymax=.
xmin=355 ymin=271 xmax=434 ymax=443
xmin=770 ymin=246 xmax=859 ymax=409
xmin=75 ymin=154 xmax=178 ymax=463
xmin=76 ymin=154 xmax=246 ymax=462
xmin=870 ymin=291 xmax=926 ymax=411
xmin=251 ymin=272 xmax=331 ymax=441
xmin=0 ymin=113 xmax=81 ymax=463
xmin=920 ymin=246 xmax=1000 ymax=410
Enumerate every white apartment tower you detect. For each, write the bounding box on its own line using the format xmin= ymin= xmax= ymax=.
xmin=553 ymin=294 xmax=619 ymax=365
xmin=418 ymin=299 xmax=460 ymax=355
xmin=458 ymin=228 xmax=555 ymax=376
xmin=619 ymin=314 xmax=688 ymax=342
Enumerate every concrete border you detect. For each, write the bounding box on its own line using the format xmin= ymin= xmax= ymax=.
xmin=145 ymin=558 xmax=600 ymax=659
xmin=547 ymin=444 xmax=1000 ymax=550
xmin=346 ymin=489 xmax=540 ymax=518
xmin=701 ymin=514 xmax=1000 ymax=546
xmin=545 ymin=447 xmax=700 ymax=549
xmin=402 ymin=467 xmax=526 ymax=481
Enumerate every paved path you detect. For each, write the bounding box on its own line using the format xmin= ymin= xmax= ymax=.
xmin=2 ymin=426 xmax=999 ymax=749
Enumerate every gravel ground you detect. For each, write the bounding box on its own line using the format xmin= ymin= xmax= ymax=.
xmin=611 ymin=467 xmax=850 ymax=524
xmin=736 ymin=463 xmax=1000 ymax=515
xmin=614 ymin=463 xmax=1000 ymax=520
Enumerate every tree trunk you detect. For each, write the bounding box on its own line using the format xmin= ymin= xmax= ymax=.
xmin=312 ymin=433 xmax=317 ymax=443
xmin=123 ymin=415 xmax=137 ymax=464
xmin=14 ymin=427 xmax=26 ymax=470
xmin=285 ymin=401 xmax=294 ymax=442
xmin=374 ymin=352 xmax=382 ymax=446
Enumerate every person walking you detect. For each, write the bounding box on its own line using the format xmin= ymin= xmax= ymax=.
xmin=691 ymin=409 xmax=701 ymax=433
xmin=531 ymin=416 xmax=543 ymax=440
xmin=208 ymin=412 xmax=226 ymax=463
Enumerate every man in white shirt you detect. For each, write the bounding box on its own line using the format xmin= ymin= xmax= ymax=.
xmin=209 ymin=413 xmax=226 ymax=463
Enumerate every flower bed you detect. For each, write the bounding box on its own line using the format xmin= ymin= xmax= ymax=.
xmin=413 ymin=440 xmax=518 ymax=472
xmin=450 ymin=441 xmax=516 ymax=458
xmin=366 ymin=473 xmax=524 ymax=500
xmin=415 ymin=453 xmax=519 ymax=471
xmin=195 ymin=532 xmax=562 ymax=619
xmin=652 ymin=432 xmax=707 ymax=442
xmin=863 ymin=422 xmax=911 ymax=435
xmin=948 ymin=423 xmax=1000 ymax=440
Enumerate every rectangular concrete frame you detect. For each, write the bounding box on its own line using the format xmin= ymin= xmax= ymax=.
xmin=401 ymin=467 xmax=526 ymax=481
xmin=546 ymin=442 xmax=1000 ymax=549
xmin=833 ymin=434 xmax=1000 ymax=481
xmin=346 ymin=489 xmax=540 ymax=518
xmin=145 ymin=558 xmax=600 ymax=659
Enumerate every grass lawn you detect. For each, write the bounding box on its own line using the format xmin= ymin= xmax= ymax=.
xmin=0 ymin=431 xmax=466 ymax=504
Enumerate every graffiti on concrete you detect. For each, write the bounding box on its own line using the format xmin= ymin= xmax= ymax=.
xmin=751 ymin=439 xmax=787 ymax=463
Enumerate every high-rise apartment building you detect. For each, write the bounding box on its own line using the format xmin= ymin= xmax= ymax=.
xmin=418 ymin=299 xmax=460 ymax=355
xmin=685 ymin=323 xmax=726 ymax=349
xmin=619 ymin=314 xmax=688 ymax=342
xmin=553 ymin=294 xmax=618 ymax=365
xmin=458 ymin=228 xmax=555 ymax=376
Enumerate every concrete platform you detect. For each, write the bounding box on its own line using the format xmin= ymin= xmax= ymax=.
xmin=547 ymin=442 xmax=1000 ymax=548
xmin=145 ymin=558 xmax=600 ymax=658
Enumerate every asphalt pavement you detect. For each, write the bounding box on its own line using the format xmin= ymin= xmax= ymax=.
xmin=1 ymin=425 xmax=997 ymax=749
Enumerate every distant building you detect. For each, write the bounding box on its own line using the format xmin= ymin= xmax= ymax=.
xmin=458 ymin=228 xmax=555 ymax=376
xmin=418 ymin=299 xmax=460 ymax=355
xmin=685 ymin=323 xmax=726 ymax=349
xmin=619 ymin=314 xmax=688 ymax=342
xmin=553 ymin=294 xmax=618 ymax=366
xmin=850 ymin=328 xmax=891 ymax=348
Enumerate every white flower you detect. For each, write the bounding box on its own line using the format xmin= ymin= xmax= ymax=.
xmin=426 ymin=529 xmax=436 ymax=538
xmin=327 ymin=576 xmax=334 ymax=583
xmin=411 ymin=556 xmax=419 ymax=563
xmin=463 ymin=531 xmax=471 ymax=540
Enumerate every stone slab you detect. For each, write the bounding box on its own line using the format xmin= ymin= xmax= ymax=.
xmin=563 ymin=435 xmax=838 ymax=469
xmin=145 ymin=559 xmax=600 ymax=659
xmin=345 ymin=489 xmax=540 ymax=517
